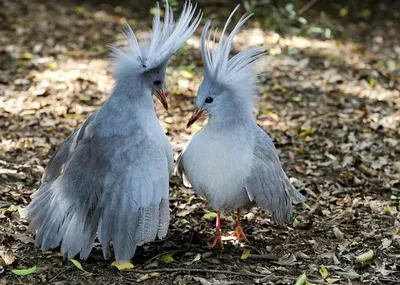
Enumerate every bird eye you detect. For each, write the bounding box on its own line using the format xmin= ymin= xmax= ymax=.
xmin=205 ymin=97 xmax=213 ymax=103
xmin=154 ymin=80 xmax=162 ymax=85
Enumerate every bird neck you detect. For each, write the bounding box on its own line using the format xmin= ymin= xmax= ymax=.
xmin=107 ymin=77 xmax=155 ymax=115
xmin=207 ymin=100 xmax=256 ymax=130
xmin=96 ymin=77 xmax=160 ymax=137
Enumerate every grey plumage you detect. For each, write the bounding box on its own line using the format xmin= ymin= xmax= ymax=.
xmin=244 ymin=128 xmax=304 ymax=223
xmin=28 ymin=2 xmax=202 ymax=262
xmin=177 ymin=6 xmax=304 ymax=225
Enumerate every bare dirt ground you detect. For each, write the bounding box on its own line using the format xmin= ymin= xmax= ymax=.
xmin=1 ymin=0 xmax=400 ymax=284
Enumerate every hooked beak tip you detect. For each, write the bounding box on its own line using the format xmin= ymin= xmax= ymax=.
xmin=186 ymin=109 xmax=205 ymax=129
xmin=154 ymin=90 xmax=168 ymax=110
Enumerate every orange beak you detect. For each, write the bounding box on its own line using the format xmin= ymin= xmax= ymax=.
xmin=154 ymin=90 xmax=168 ymax=110
xmin=187 ymin=109 xmax=206 ymax=128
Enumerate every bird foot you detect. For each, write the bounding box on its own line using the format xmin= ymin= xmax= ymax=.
xmin=232 ymin=225 xmax=249 ymax=243
xmin=206 ymin=232 xmax=224 ymax=249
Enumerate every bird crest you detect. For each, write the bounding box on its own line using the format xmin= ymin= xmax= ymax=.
xmin=201 ymin=5 xmax=267 ymax=93
xmin=110 ymin=1 xmax=202 ymax=78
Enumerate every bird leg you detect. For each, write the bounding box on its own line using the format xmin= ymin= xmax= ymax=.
xmin=232 ymin=210 xmax=248 ymax=243
xmin=207 ymin=211 xmax=223 ymax=248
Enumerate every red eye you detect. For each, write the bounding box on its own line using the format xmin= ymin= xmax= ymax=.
xmin=205 ymin=97 xmax=213 ymax=103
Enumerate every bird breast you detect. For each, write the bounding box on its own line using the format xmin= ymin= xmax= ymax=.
xmin=182 ymin=126 xmax=254 ymax=210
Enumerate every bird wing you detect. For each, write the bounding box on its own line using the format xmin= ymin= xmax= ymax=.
xmin=244 ymin=127 xmax=305 ymax=224
xmin=41 ymin=113 xmax=97 ymax=184
xmin=175 ymin=149 xmax=192 ymax=188
xmin=97 ymin=142 xmax=170 ymax=262
xmin=28 ymin=123 xmax=171 ymax=262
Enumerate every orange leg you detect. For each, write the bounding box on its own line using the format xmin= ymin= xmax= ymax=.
xmin=207 ymin=211 xmax=223 ymax=248
xmin=232 ymin=209 xmax=249 ymax=243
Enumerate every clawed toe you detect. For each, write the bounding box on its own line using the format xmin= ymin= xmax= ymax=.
xmin=207 ymin=232 xmax=224 ymax=248
xmin=232 ymin=225 xmax=249 ymax=243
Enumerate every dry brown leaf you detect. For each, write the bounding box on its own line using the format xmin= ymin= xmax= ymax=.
xmin=295 ymin=165 xmax=308 ymax=174
xmin=0 ymin=250 xmax=15 ymax=266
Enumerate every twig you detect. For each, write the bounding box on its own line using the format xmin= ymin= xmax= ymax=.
xmin=48 ymin=268 xmax=70 ymax=282
xmin=248 ymin=254 xmax=279 ymax=261
xmin=308 ymin=194 xmax=322 ymax=217
xmin=298 ymin=0 xmax=320 ymax=15
xmin=134 ymin=249 xmax=185 ymax=270
xmin=127 ymin=267 xmax=294 ymax=279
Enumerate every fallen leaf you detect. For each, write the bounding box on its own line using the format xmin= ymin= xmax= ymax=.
xmin=276 ymin=253 xmax=297 ymax=265
xmin=80 ymin=96 xmax=91 ymax=102
xmin=180 ymin=69 xmax=194 ymax=79
xmin=18 ymin=52 xmax=33 ymax=60
xmin=271 ymin=83 xmax=287 ymax=93
xmin=6 ymin=205 xmax=17 ymax=213
xmin=186 ymin=195 xmax=195 ymax=204
xmin=70 ymin=259 xmax=84 ymax=271
xmin=159 ymin=254 xmax=174 ymax=263
xmin=292 ymin=95 xmax=302 ymax=102
xmin=244 ymin=212 xmax=256 ymax=222
xmin=295 ymin=165 xmax=308 ymax=174
xmin=177 ymin=204 xmax=197 ymax=217
xmin=319 ymin=265 xmax=328 ymax=279
xmin=241 ymin=250 xmax=250 ymax=260
xmin=393 ymin=162 xmax=400 ymax=173
xmin=193 ymin=253 xmax=201 ymax=262
xmin=383 ymin=205 xmax=392 ymax=215
xmin=381 ymin=238 xmax=392 ymax=249
xmin=11 ymin=266 xmax=36 ymax=276
xmin=391 ymin=195 xmax=400 ymax=200
xmin=355 ymin=249 xmax=374 ymax=263
xmin=375 ymin=260 xmax=391 ymax=276
xmin=325 ymin=152 xmax=338 ymax=161
xmin=298 ymin=129 xmax=313 ymax=138
xmin=111 ymin=261 xmax=134 ymax=270
xmin=369 ymin=201 xmax=380 ymax=213
xmin=338 ymin=270 xmax=361 ymax=280
xmin=333 ymin=227 xmax=344 ymax=240
xmin=137 ymin=272 xmax=160 ymax=282
xmin=203 ymin=211 xmax=217 ymax=220
xmin=0 ymin=250 xmax=15 ymax=266
xmin=295 ymin=272 xmax=307 ymax=285
xmin=194 ymin=276 xmax=211 ymax=285
xmin=74 ymin=6 xmax=87 ymax=15
xmin=292 ymin=218 xmax=300 ymax=227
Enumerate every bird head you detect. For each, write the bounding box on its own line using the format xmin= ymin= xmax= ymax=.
xmin=110 ymin=1 xmax=202 ymax=110
xmin=187 ymin=6 xmax=267 ymax=127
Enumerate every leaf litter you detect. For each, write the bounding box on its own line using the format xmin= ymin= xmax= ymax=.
xmin=1 ymin=0 xmax=400 ymax=284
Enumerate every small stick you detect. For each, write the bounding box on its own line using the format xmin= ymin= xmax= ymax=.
xmin=298 ymin=0 xmax=320 ymax=15
xmin=127 ymin=267 xmax=291 ymax=279
xmin=134 ymin=249 xmax=185 ymax=270
xmin=248 ymin=254 xmax=279 ymax=261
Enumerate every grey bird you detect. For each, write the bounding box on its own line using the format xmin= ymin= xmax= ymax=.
xmin=28 ymin=2 xmax=202 ymax=264
xmin=176 ymin=6 xmax=304 ymax=247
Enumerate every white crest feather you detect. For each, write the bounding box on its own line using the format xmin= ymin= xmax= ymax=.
xmin=111 ymin=1 xmax=202 ymax=77
xmin=201 ymin=5 xmax=267 ymax=90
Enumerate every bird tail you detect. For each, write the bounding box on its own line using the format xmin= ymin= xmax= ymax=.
xmin=284 ymin=173 xmax=305 ymax=204
xmin=29 ymin=173 xmax=170 ymax=263
xmin=97 ymin=177 xmax=170 ymax=263
xmin=28 ymin=177 xmax=100 ymax=260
